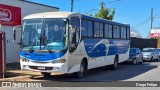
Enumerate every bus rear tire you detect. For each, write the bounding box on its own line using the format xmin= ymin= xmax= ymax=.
xmin=110 ymin=56 xmax=118 ymax=70
xmin=73 ymin=60 xmax=87 ymax=78
xmin=41 ymin=72 xmax=51 ymax=77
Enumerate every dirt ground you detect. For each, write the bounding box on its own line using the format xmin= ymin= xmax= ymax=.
xmin=0 ymin=63 xmax=41 ymax=81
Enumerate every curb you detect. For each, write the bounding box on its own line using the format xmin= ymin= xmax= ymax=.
xmin=0 ymin=75 xmax=31 ymax=81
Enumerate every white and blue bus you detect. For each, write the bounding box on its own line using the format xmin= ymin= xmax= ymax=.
xmin=13 ymin=12 xmax=130 ymax=77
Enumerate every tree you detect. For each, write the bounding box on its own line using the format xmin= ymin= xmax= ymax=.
xmin=95 ymin=2 xmax=115 ymax=20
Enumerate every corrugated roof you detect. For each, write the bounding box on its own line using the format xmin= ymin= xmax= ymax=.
xmin=19 ymin=0 xmax=59 ymax=9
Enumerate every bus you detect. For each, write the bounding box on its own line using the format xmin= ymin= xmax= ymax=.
xmin=13 ymin=12 xmax=130 ymax=77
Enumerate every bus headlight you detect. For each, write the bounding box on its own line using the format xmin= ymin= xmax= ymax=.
xmin=20 ymin=58 xmax=29 ymax=62
xmin=51 ymin=59 xmax=66 ymax=63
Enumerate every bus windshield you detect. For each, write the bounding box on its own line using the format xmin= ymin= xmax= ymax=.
xmin=22 ymin=18 xmax=68 ymax=51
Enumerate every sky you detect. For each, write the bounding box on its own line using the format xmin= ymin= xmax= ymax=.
xmin=27 ymin=0 xmax=160 ymax=38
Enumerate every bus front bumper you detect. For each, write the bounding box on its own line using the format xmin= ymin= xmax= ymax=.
xmin=20 ymin=61 xmax=68 ymax=74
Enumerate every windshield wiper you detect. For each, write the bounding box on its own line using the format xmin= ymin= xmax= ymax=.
xmin=47 ymin=48 xmax=52 ymax=54
xmin=29 ymin=40 xmax=35 ymax=53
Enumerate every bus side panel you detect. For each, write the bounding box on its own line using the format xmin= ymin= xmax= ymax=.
xmin=68 ymin=41 xmax=88 ymax=73
xmin=68 ymin=39 xmax=130 ymax=73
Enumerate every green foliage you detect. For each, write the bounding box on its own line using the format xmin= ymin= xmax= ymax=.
xmin=89 ymin=13 xmax=93 ymax=17
xmin=95 ymin=4 xmax=115 ymax=20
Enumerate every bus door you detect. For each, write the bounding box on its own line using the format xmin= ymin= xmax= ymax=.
xmin=69 ymin=17 xmax=81 ymax=53
xmin=68 ymin=17 xmax=81 ymax=72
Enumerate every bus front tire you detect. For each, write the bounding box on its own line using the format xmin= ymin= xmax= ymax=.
xmin=73 ymin=60 xmax=87 ymax=78
xmin=41 ymin=72 xmax=51 ymax=77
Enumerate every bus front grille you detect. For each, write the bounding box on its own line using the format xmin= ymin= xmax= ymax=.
xmin=29 ymin=66 xmax=53 ymax=70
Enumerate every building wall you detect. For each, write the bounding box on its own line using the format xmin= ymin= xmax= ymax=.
xmin=0 ymin=0 xmax=59 ymax=63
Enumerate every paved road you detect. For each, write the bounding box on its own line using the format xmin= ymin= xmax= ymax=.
xmin=2 ymin=61 xmax=160 ymax=89
xmin=19 ymin=61 xmax=159 ymax=83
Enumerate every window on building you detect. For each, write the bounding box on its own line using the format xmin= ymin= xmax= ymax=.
xmin=94 ymin=22 xmax=99 ymax=37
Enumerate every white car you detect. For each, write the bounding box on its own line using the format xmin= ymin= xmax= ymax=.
xmin=142 ymin=48 xmax=160 ymax=61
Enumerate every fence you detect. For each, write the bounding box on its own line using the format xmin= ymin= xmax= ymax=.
xmin=130 ymin=37 xmax=158 ymax=50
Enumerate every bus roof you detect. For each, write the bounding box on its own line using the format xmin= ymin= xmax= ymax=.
xmin=23 ymin=12 xmax=80 ymax=19
xmin=82 ymin=15 xmax=130 ymax=27
xmin=23 ymin=11 xmax=130 ymax=27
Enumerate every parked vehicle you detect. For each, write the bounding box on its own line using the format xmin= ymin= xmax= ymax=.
xmin=127 ymin=48 xmax=143 ymax=64
xmin=13 ymin=12 xmax=130 ymax=77
xmin=157 ymin=48 xmax=160 ymax=57
xmin=142 ymin=48 xmax=160 ymax=61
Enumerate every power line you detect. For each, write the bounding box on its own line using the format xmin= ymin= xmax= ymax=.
xmin=99 ymin=0 xmax=122 ymax=9
xmin=103 ymin=0 xmax=122 ymax=4
xmin=133 ymin=17 xmax=150 ymax=28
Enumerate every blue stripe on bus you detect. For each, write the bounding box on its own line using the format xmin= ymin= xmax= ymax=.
xmin=20 ymin=51 xmax=66 ymax=62
xmin=83 ymin=39 xmax=130 ymax=58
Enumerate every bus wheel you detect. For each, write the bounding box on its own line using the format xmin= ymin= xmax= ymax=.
xmin=73 ymin=60 xmax=87 ymax=78
xmin=110 ymin=56 xmax=118 ymax=70
xmin=41 ymin=72 xmax=51 ymax=77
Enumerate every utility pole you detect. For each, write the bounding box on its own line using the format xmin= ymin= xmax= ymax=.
xmin=71 ymin=0 xmax=74 ymax=12
xmin=150 ymin=8 xmax=153 ymax=38
xmin=151 ymin=8 xmax=153 ymax=30
xmin=100 ymin=2 xmax=105 ymax=8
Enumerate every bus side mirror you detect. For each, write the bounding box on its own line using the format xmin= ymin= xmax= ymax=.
xmin=13 ymin=25 xmax=22 ymax=44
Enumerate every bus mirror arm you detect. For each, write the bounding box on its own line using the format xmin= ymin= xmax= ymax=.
xmin=69 ymin=45 xmax=76 ymax=52
xmin=69 ymin=25 xmax=72 ymax=42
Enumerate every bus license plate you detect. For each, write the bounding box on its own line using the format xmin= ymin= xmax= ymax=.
xmin=38 ymin=66 xmax=45 ymax=70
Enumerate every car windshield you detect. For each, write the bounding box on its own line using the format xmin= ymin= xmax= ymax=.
xmin=22 ymin=18 xmax=68 ymax=51
xmin=130 ymin=49 xmax=136 ymax=53
xmin=142 ymin=49 xmax=153 ymax=52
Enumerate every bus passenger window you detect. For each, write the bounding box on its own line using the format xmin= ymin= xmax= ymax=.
xmin=105 ymin=24 xmax=109 ymax=38
xmin=81 ymin=20 xmax=88 ymax=37
xmin=94 ymin=22 xmax=99 ymax=37
xmin=121 ymin=27 xmax=127 ymax=39
xmin=99 ymin=23 xmax=103 ymax=38
xmin=88 ymin=21 xmax=93 ymax=37
xmin=113 ymin=26 xmax=120 ymax=39
xmin=70 ymin=17 xmax=80 ymax=46
xmin=109 ymin=25 xmax=112 ymax=38
xmin=127 ymin=28 xmax=130 ymax=39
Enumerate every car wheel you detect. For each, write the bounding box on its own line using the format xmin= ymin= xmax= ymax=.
xmin=73 ymin=60 xmax=87 ymax=78
xmin=157 ymin=57 xmax=160 ymax=62
xmin=139 ymin=58 xmax=144 ymax=64
xmin=150 ymin=57 xmax=153 ymax=62
xmin=132 ymin=58 xmax=137 ymax=65
xmin=41 ymin=72 xmax=51 ymax=77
